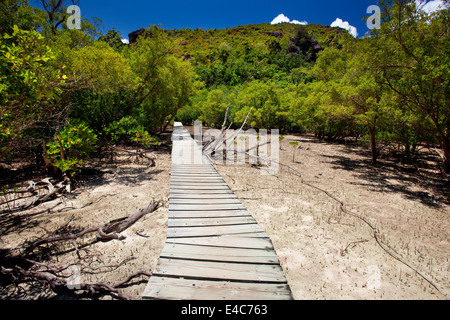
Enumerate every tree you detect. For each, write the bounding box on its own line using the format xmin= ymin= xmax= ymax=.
xmin=0 ymin=26 xmax=67 ymax=160
xmin=293 ymin=25 xmax=313 ymax=55
xmin=39 ymin=0 xmax=79 ymax=34
xmin=309 ymin=42 xmax=386 ymax=164
xmin=370 ymin=0 xmax=450 ymax=171
xmin=0 ymin=0 xmax=46 ymax=35
xmin=199 ymin=88 xmax=230 ymax=127
xmin=125 ymin=26 xmax=200 ymax=134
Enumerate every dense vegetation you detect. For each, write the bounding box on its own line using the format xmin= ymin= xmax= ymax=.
xmin=1 ymin=0 xmax=449 ymax=178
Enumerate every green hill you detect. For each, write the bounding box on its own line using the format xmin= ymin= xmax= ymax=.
xmin=135 ymin=23 xmax=354 ymax=89
xmin=167 ymin=22 xmax=353 ymax=60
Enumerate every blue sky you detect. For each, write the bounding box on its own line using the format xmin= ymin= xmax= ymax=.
xmin=34 ymin=0 xmax=382 ymax=39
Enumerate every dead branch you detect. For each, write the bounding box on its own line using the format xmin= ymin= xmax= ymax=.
xmin=1 ymin=200 xmax=161 ymax=299
xmin=210 ymin=104 xmax=230 ymax=152
xmin=225 ymin=107 xmax=253 ymax=150
xmin=98 ymin=140 xmax=156 ymax=167
xmin=0 ymin=178 xmax=70 ymax=215
xmin=340 ymin=239 xmax=370 ymax=256
xmin=25 ymin=200 xmax=162 ymax=254
xmin=0 ymin=256 xmax=151 ymax=300
xmin=203 ymin=107 xmax=253 ymax=157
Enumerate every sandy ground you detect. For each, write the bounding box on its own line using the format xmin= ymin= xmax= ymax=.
xmin=0 ymin=146 xmax=171 ymax=300
xmin=1 ymin=129 xmax=448 ymax=300
xmin=213 ymin=133 xmax=449 ymax=300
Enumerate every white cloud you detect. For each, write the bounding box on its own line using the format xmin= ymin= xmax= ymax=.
xmin=331 ymin=18 xmax=358 ymax=38
xmin=271 ymin=13 xmax=290 ymax=24
xmin=121 ymin=38 xmax=130 ymax=45
xmin=291 ymin=20 xmax=308 ymax=25
xmin=416 ymin=0 xmax=447 ymax=14
xmin=271 ymin=13 xmax=308 ymax=25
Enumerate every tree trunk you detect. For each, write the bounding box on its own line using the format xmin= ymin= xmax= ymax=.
xmin=368 ymin=126 xmax=377 ymax=164
xmin=442 ymin=141 xmax=450 ymax=174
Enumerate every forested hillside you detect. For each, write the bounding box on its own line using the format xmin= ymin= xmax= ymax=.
xmin=1 ymin=0 xmax=449 ymax=180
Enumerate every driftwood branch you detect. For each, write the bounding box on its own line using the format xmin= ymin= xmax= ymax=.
xmin=0 ymin=254 xmax=152 ymax=300
xmin=25 ymin=200 xmax=162 ymax=254
xmin=203 ymin=107 xmax=253 ymax=157
xmin=98 ymin=140 xmax=156 ymax=167
xmin=0 ymin=178 xmax=70 ymax=215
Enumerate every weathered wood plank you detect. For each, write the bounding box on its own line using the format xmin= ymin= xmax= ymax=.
xmin=171 ymin=170 xmax=218 ymax=174
xmin=170 ymin=176 xmax=223 ymax=180
xmin=169 ymin=198 xmax=242 ymax=205
xmin=168 ymin=216 xmax=257 ymax=227
xmin=153 ymin=258 xmax=287 ymax=283
xmin=169 ymin=203 xmax=246 ymax=211
xmin=170 ymin=185 xmax=231 ymax=190
xmin=167 ymin=224 xmax=265 ymax=238
xmin=170 ymin=182 xmax=228 ymax=187
xmin=165 ymin=236 xmax=274 ymax=250
xmin=171 ymin=180 xmax=225 ymax=184
xmin=170 ymin=188 xmax=234 ymax=194
xmin=159 ymin=243 xmax=280 ymax=264
xmin=170 ymin=172 xmax=221 ymax=176
xmin=168 ymin=210 xmax=252 ymax=219
xmin=169 ymin=193 xmax=239 ymax=199
xmin=142 ymin=277 xmax=293 ymax=300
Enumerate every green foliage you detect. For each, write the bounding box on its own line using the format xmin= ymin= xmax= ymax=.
xmin=125 ymin=26 xmax=200 ymax=133
xmin=1 ymin=0 xmax=449 ymax=173
xmin=368 ymin=0 xmax=450 ymax=170
xmin=104 ymin=117 xmax=159 ymax=148
xmin=0 ymin=25 xmax=66 ymax=157
xmin=66 ymin=40 xmax=138 ymax=91
xmin=45 ymin=122 xmax=97 ymax=174
xmin=0 ymin=0 xmax=46 ymax=35
xmin=199 ymin=89 xmax=230 ymax=127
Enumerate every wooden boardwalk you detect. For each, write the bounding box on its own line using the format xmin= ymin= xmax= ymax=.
xmin=142 ymin=123 xmax=293 ymax=300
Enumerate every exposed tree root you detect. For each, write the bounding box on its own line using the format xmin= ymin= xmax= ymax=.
xmin=25 ymin=200 xmax=162 ymax=254
xmin=0 ymin=200 xmax=162 ymax=299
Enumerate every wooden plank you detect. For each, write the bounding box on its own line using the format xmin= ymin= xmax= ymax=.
xmin=142 ymin=277 xmax=293 ymax=300
xmin=168 ymin=210 xmax=252 ymax=219
xmin=169 ymin=194 xmax=239 ymax=199
xmin=171 ymin=168 xmax=215 ymax=171
xmin=170 ymin=172 xmax=221 ymax=176
xmin=170 ymin=179 xmax=225 ymax=183
xmin=159 ymin=243 xmax=280 ymax=264
xmin=171 ymin=172 xmax=217 ymax=175
xmin=172 ymin=164 xmax=213 ymax=168
xmin=170 ymin=185 xmax=230 ymax=190
xmin=168 ymin=216 xmax=257 ymax=227
xmin=170 ymin=178 xmax=225 ymax=182
xmin=166 ymin=236 xmax=274 ymax=250
xmin=167 ymin=224 xmax=265 ymax=238
xmin=169 ymin=198 xmax=242 ymax=205
xmin=170 ymin=175 xmax=223 ymax=180
xmin=170 ymin=190 xmax=234 ymax=195
xmin=170 ymin=182 xmax=228 ymax=187
xmin=153 ymin=258 xmax=287 ymax=283
xmin=169 ymin=203 xmax=246 ymax=211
